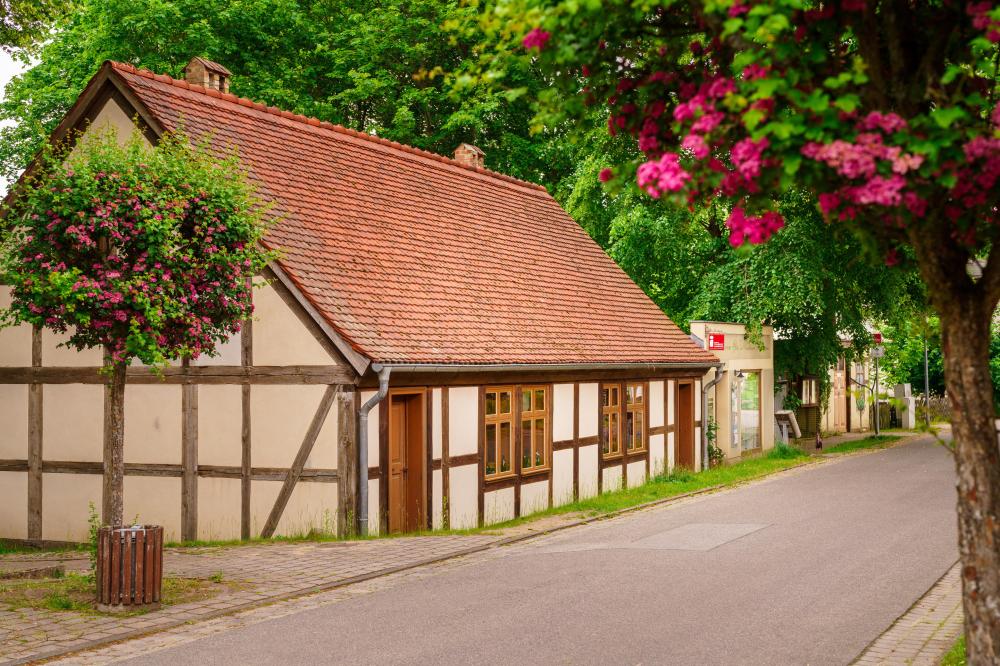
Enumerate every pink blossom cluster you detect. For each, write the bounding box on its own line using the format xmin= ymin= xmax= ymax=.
xmin=968 ymin=2 xmax=1000 ymax=42
xmin=522 ymin=28 xmax=551 ymax=50
xmin=636 ymin=152 xmax=691 ymax=197
xmin=726 ymin=207 xmax=785 ymax=247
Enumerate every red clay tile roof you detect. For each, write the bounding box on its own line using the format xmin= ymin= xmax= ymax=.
xmin=107 ymin=62 xmax=718 ymax=367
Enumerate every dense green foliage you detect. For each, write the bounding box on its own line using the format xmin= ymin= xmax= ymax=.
xmin=0 ymin=0 xmax=70 ymax=49
xmin=0 ymin=0 xmax=570 ymax=185
xmin=558 ymin=122 xmax=922 ymax=381
xmin=0 ymin=130 xmax=273 ymax=365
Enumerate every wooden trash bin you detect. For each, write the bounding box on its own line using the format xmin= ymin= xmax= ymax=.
xmin=96 ymin=525 xmax=163 ymax=611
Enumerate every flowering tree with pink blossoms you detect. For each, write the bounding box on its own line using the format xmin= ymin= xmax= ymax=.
xmin=1 ymin=130 xmax=272 ymax=528
xmin=473 ymin=0 xmax=1000 ymax=658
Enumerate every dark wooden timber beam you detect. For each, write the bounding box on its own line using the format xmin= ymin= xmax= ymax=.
xmin=27 ymin=326 xmax=42 ymax=540
xmin=0 ymin=365 xmax=355 ymax=385
xmin=260 ymin=385 xmax=339 ymax=538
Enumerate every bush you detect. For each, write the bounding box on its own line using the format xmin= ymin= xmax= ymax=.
xmin=768 ymin=442 xmax=806 ymax=460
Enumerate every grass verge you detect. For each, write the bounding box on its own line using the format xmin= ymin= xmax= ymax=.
xmin=941 ymin=636 xmax=966 ymax=666
xmin=468 ymin=442 xmax=811 ymax=532
xmin=0 ymin=571 xmax=240 ymax=615
xmin=0 ymin=540 xmax=84 ymax=556
xmin=822 ymin=434 xmax=902 ymax=455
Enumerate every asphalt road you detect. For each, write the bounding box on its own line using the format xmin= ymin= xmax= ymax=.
xmin=127 ymin=437 xmax=958 ymax=665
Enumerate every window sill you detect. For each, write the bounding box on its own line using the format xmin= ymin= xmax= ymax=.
xmin=484 ymin=472 xmax=515 ymax=483
xmin=520 ymin=466 xmax=550 ymax=478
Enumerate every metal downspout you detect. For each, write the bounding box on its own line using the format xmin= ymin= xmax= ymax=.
xmin=357 ymin=364 xmax=390 ymax=535
xmin=701 ymin=364 xmax=726 ymax=471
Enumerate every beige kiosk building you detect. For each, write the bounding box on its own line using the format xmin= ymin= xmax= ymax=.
xmin=690 ymin=321 xmax=775 ymax=461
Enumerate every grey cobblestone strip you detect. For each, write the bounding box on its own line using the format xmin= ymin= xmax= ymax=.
xmin=852 ymin=562 xmax=964 ymax=666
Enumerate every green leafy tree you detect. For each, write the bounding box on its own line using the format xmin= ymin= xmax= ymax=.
xmin=478 ymin=1 xmax=1000 ymax=655
xmin=0 ymin=130 xmax=273 ymax=526
xmin=0 ymin=0 xmax=70 ymax=50
xmin=558 ymin=121 xmax=921 ymax=392
xmin=0 ymin=0 xmax=569 ymax=187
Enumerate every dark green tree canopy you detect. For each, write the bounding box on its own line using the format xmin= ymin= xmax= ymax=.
xmin=0 ymin=0 xmax=571 ymax=185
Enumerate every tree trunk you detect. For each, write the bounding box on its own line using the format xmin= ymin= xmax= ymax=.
xmin=102 ymin=349 xmax=127 ymax=527
xmin=939 ymin=302 xmax=1000 ymax=663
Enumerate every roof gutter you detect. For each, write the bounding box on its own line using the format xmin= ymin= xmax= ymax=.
xmin=376 ymin=361 xmax=721 ymax=373
xmin=357 ymin=364 xmax=390 ymax=535
xmin=701 ymin=364 xmax=726 ymax=471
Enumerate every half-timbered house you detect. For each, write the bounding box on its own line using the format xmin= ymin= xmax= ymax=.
xmin=0 ymin=59 xmax=719 ymax=543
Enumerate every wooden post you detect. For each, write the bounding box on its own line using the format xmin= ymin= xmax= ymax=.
xmin=260 ymin=385 xmax=339 ymax=538
xmin=102 ymin=347 xmax=127 ymax=527
xmin=240 ymin=316 xmax=252 ymax=540
xmin=336 ymin=388 xmax=357 ymax=536
xmin=442 ymin=388 xmax=450 ymax=529
xmin=180 ymin=359 xmax=198 ymax=542
xmin=27 ymin=326 xmax=42 ymax=540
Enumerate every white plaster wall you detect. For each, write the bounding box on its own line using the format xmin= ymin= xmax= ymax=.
xmin=449 ymin=463 xmax=478 ymax=529
xmin=520 ymin=480 xmax=548 ymax=516
xmin=251 ymin=385 xmax=337 ymax=469
xmin=367 ymin=478 xmax=379 ymax=534
xmin=649 ymin=433 xmax=665 ymax=477
xmin=552 ymin=449 xmax=574 ymax=506
xmin=602 ymin=466 xmax=622 ymax=493
xmin=42 ymin=329 xmax=103 ymax=367
xmin=649 ymin=380 xmax=665 ymax=428
xmin=552 ymin=383 xmax=574 ymax=442
xmin=124 ymin=476 xmax=181 ymax=541
xmin=432 ymin=388 xmax=443 ymax=459
xmin=0 ymin=286 xmax=31 ymax=366
xmin=252 ymin=282 xmax=334 ymax=366
xmin=578 ymin=444 xmax=599 ymax=499
xmin=253 ymin=479 xmax=337 ymax=538
xmin=484 ymin=487 xmax=514 ymax=525
xmin=0 ymin=385 xmax=27 ymax=459
xmin=448 ymin=387 xmax=479 ymax=456
xmin=695 ymin=426 xmax=702 ymax=470
xmin=124 ymin=385 xmax=181 ymax=465
xmin=83 ymin=98 xmax=150 ymax=148
xmin=361 ymin=391 xmax=379 ymax=468
xmin=578 ymin=383 xmax=598 ymax=438
xmin=432 ymin=469 xmax=443 ymax=529
xmin=695 ymin=380 xmax=702 ymax=421
xmin=0 ymin=472 xmax=27 ymax=539
xmin=627 ymin=461 xmax=646 ymax=489
xmin=44 ymin=385 xmax=102 ymax=461
xmin=198 ymin=386 xmax=242 ymax=466
xmin=193 ymin=332 xmax=241 ymax=366
xmin=42 ymin=473 xmax=101 ymax=542
xmin=667 ymin=380 xmax=676 ymax=425
xmin=197 ymin=477 xmax=241 ymax=541
xmin=667 ymin=432 xmax=676 ymax=472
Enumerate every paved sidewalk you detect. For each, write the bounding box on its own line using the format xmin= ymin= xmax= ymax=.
xmin=0 ymin=535 xmax=501 ymax=664
xmin=853 ymin=562 xmax=964 ymax=665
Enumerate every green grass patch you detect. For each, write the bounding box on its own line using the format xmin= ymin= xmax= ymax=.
xmin=941 ymin=636 xmax=966 ymax=666
xmin=0 ymin=571 xmax=242 ymax=615
xmin=467 ymin=443 xmax=811 ymax=532
xmin=822 ymin=434 xmax=902 ymax=455
xmin=0 ymin=539 xmax=85 ymax=556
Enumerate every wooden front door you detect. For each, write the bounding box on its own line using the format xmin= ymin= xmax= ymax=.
xmin=388 ymin=392 xmax=425 ymax=533
xmin=676 ymin=381 xmax=695 ymax=469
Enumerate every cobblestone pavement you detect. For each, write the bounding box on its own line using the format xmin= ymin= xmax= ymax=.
xmin=0 ymin=534 xmax=501 ymax=665
xmin=853 ymin=562 xmax=964 ymax=666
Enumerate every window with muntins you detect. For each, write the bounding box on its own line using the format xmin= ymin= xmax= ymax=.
xmin=625 ymin=383 xmax=646 ymax=452
xmin=484 ymin=387 xmax=514 ymax=479
xmin=520 ymin=386 xmax=549 ymax=472
xmin=601 ymin=384 xmax=621 ymax=457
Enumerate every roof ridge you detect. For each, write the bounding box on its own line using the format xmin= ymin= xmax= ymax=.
xmin=108 ymin=61 xmax=549 ymax=194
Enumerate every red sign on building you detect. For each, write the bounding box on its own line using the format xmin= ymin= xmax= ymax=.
xmin=708 ymin=333 xmax=725 ymax=351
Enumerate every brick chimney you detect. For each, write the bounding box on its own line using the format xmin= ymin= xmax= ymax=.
xmin=184 ymin=57 xmax=231 ymax=93
xmin=454 ymin=143 xmax=486 ymax=169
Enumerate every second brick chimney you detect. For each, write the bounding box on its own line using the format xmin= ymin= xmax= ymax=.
xmin=454 ymin=143 xmax=486 ymax=169
xmin=184 ymin=57 xmax=231 ymax=93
